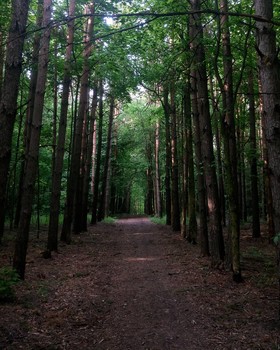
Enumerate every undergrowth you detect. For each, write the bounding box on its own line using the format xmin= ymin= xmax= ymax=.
xmin=0 ymin=267 xmax=20 ymax=302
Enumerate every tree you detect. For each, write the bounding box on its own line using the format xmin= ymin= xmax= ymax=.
xmin=98 ymin=94 xmax=115 ymax=221
xmin=47 ymin=0 xmax=76 ymax=252
xmin=216 ymin=0 xmax=241 ymax=281
xmin=61 ymin=2 xmax=94 ymax=240
xmin=255 ymin=0 xmax=280 ymax=236
xmin=248 ymin=69 xmax=261 ymax=239
xmin=13 ymin=0 xmax=53 ymax=279
xmin=0 ymin=0 xmax=30 ymax=243
xmin=189 ymin=0 xmax=224 ymax=265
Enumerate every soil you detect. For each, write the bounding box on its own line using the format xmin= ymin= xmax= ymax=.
xmin=0 ymin=216 xmax=279 ymax=349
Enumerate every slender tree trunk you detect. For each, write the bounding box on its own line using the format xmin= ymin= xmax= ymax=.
xmin=0 ymin=0 xmax=30 ymax=242
xmin=91 ymin=80 xmax=104 ymax=224
xmin=219 ymin=0 xmax=241 ymax=281
xmin=14 ymin=0 xmax=43 ymax=229
xmin=13 ymin=0 xmax=52 ymax=279
xmin=181 ymin=92 xmax=188 ymax=239
xmin=81 ymin=84 xmax=98 ymax=230
xmin=61 ymin=3 xmax=94 ymax=240
xmin=255 ymin=0 xmax=280 ymax=235
xmin=145 ymin=133 xmax=154 ymax=216
xmin=98 ymin=94 xmax=115 ymax=221
xmin=0 ymin=31 xmax=4 ymax=102
xmin=185 ymin=81 xmax=197 ymax=244
xmin=47 ymin=0 xmax=76 ymax=251
xmin=209 ymin=75 xmax=226 ymax=226
xmin=154 ymin=120 xmax=162 ymax=217
xmin=190 ymin=0 xmax=224 ymax=265
xmin=190 ymin=70 xmax=209 ymax=256
xmin=73 ymin=106 xmax=89 ymax=233
xmin=188 ymin=117 xmax=197 ymax=244
xmin=170 ymin=79 xmax=181 ymax=232
xmin=163 ymin=87 xmax=172 ymax=225
xmin=248 ymin=70 xmax=261 ymax=238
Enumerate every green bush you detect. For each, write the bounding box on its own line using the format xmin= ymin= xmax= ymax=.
xmin=0 ymin=267 xmax=20 ymax=302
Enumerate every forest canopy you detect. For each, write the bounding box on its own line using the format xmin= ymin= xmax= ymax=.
xmin=0 ymin=0 xmax=280 ymax=281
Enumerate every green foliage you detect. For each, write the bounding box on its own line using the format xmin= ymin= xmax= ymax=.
xmin=149 ymin=215 xmax=166 ymax=225
xmin=102 ymin=216 xmax=117 ymax=223
xmin=0 ymin=267 xmax=20 ymax=302
xmin=273 ymin=233 xmax=280 ymax=247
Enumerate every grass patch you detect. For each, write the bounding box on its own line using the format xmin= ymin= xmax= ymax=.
xmin=0 ymin=267 xmax=20 ymax=302
xmin=149 ymin=215 xmax=167 ymax=225
xmin=102 ymin=216 xmax=117 ymax=224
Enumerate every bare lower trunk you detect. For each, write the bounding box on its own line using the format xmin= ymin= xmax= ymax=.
xmin=13 ymin=0 xmax=52 ymax=279
xmin=255 ymin=0 xmax=280 ymax=235
xmin=47 ymin=0 xmax=76 ymax=251
xmin=0 ymin=0 xmax=30 ymax=242
xmin=61 ymin=3 xmax=94 ymax=240
xmin=190 ymin=0 xmax=224 ymax=264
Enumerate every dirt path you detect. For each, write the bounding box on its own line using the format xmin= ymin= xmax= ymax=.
xmin=0 ymin=217 xmax=279 ymax=349
xmin=98 ymin=217 xmax=211 ymax=349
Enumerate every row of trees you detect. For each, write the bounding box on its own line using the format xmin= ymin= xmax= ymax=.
xmin=0 ymin=0 xmax=279 ymax=281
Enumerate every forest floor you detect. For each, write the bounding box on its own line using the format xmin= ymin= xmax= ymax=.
xmin=0 ymin=216 xmax=280 ymax=350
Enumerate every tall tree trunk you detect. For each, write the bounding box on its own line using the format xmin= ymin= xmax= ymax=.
xmin=154 ymin=120 xmax=162 ymax=217
xmin=14 ymin=0 xmax=43 ymax=229
xmin=61 ymin=2 xmax=94 ymax=240
xmin=219 ymin=0 xmax=241 ymax=281
xmin=190 ymin=70 xmax=209 ymax=256
xmin=163 ymin=87 xmax=172 ymax=225
xmin=187 ymin=116 xmax=197 ymax=244
xmin=145 ymin=133 xmax=154 ymax=216
xmin=0 ymin=31 xmax=4 ymax=102
xmin=170 ymin=79 xmax=181 ymax=232
xmin=209 ymin=75 xmax=226 ymax=226
xmin=255 ymin=0 xmax=280 ymax=235
xmin=13 ymin=0 xmax=52 ymax=279
xmin=47 ymin=0 xmax=76 ymax=251
xmin=181 ymin=92 xmax=189 ymax=239
xmin=98 ymin=94 xmax=115 ymax=221
xmin=190 ymin=0 xmax=224 ymax=265
xmin=91 ymin=80 xmax=104 ymax=224
xmin=80 ymin=84 xmax=98 ymax=231
xmin=248 ymin=70 xmax=261 ymax=238
xmin=0 ymin=0 xmax=30 ymax=243
xmin=186 ymin=80 xmax=197 ymax=244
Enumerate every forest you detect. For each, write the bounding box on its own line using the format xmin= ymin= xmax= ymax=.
xmin=0 ymin=0 xmax=280 ymax=285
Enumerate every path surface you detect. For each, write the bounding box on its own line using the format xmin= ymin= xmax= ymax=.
xmin=0 ymin=217 xmax=279 ymax=349
xmin=98 ymin=217 xmax=210 ymax=349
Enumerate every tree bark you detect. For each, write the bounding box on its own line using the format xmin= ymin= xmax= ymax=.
xmin=13 ymin=0 xmax=52 ymax=279
xmin=190 ymin=0 xmax=224 ymax=264
xmin=91 ymin=80 xmax=104 ymax=224
xmin=255 ymin=0 xmax=280 ymax=235
xmin=163 ymin=87 xmax=172 ymax=225
xmin=61 ymin=2 xmax=94 ymax=240
xmin=248 ymin=70 xmax=261 ymax=238
xmin=0 ymin=0 xmax=30 ymax=242
xmin=98 ymin=94 xmax=115 ymax=221
xmin=219 ymin=0 xmax=241 ymax=281
xmin=80 ymin=84 xmax=98 ymax=231
xmin=170 ymin=78 xmax=181 ymax=232
xmin=47 ymin=0 xmax=76 ymax=251
xmin=190 ymin=70 xmax=209 ymax=256
xmin=154 ymin=120 xmax=162 ymax=217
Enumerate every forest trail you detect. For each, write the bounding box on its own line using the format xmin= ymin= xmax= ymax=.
xmin=0 ymin=217 xmax=279 ymax=349
xmin=96 ymin=216 xmax=211 ymax=349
